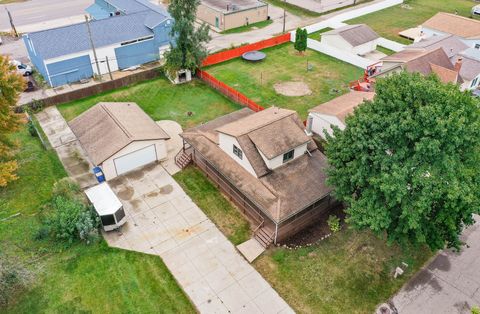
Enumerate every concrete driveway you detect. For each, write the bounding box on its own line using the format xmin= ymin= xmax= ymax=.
xmin=105 ymin=164 xmax=293 ymax=313
xmin=391 ymin=216 xmax=480 ymax=313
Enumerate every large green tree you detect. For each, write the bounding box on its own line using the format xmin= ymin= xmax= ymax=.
xmin=0 ymin=55 xmax=24 ymax=187
xmin=325 ymin=72 xmax=480 ymax=250
xmin=165 ymin=0 xmax=210 ymax=77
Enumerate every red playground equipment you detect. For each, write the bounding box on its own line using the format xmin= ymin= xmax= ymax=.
xmin=349 ymin=62 xmax=382 ymax=92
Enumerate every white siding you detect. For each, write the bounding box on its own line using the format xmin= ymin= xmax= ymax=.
xmin=218 ymin=133 xmax=257 ymax=177
xmin=309 ymin=112 xmax=345 ymax=139
xmin=321 ymin=34 xmax=354 ymax=52
xmin=101 ymin=139 xmax=167 ymax=180
xmin=352 ymin=40 xmax=378 ymax=55
xmin=258 ymin=143 xmax=308 ymax=170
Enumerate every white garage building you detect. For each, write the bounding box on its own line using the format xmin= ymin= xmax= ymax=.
xmin=307 ymin=91 xmax=375 ymax=139
xmin=321 ymin=24 xmax=380 ymax=56
xmin=70 ymin=102 xmax=169 ymax=180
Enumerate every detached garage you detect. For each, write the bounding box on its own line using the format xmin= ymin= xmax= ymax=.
xmin=70 ymin=102 xmax=170 ymax=180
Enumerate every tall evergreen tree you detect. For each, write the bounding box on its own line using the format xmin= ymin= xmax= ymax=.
xmin=325 ymin=72 xmax=480 ymax=250
xmin=294 ymin=28 xmax=307 ymax=54
xmin=0 ymin=55 xmax=24 ymax=187
xmin=165 ymin=0 xmax=211 ymax=77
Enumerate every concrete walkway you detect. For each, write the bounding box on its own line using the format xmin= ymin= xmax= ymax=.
xmin=36 ymin=107 xmax=97 ymax=189
xmin=390 ymin=216 xmax=480 ymax=314
xmin=105 ymin=165 xmax=294 ymax=313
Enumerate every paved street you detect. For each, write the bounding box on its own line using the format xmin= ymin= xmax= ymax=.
xmin=391 ymin=216 xmax=480 ymax=314
xmin=0 ymin=0 xmax=90 ymax=32
xmin=105 ymin=165 xmax=294 ymax=313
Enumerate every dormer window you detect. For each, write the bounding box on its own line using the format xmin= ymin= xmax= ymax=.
xmin=233 ymin=144 xmax=243 ymax=159
xmin=283 ymin=150 xmax=294 ymax=163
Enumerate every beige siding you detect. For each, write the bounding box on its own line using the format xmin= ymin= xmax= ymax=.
xmin=197 ymin=3 xmax=268 ymax=31
xmin=223 ymin=6 xmax=268 ymax=30
xmin=101 ymin=140 xmax=167 ymax=180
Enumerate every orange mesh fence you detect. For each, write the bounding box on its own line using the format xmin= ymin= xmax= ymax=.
xmin=201 ymin=33 xmax=292 ymax=67
xmin=197 ymin=70 xmax=264 ymax=112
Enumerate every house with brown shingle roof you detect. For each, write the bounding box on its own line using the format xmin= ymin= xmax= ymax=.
xmin=306 ymin=91 xmax=375 ymax=139
xmin=321 ymin=24 xmax=380 ymax=56
xmin=421 ymin=13 xmax=480 ymax=48
xmin=70 ymin=102 xmax=170 ymax=180
xmin=180 ymin=107 xmax=337 ymax=246
xmin=374 ymin=48 xmax=463 ymax=85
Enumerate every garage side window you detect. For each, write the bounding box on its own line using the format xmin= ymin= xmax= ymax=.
xmin=233 ymin=144 xmax=243 ymax=159
xmin=115 ymin=208 xmax=126 ymax=223
xmin=101 ymin=214 xmax=116 ymax=226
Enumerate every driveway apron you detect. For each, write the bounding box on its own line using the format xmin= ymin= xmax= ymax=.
xmin=104 ymin=164 xmax=294 ymax=314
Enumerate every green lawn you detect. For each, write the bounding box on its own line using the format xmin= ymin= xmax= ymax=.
xmin=58 ymin=76 xmax=241 ymax=128
xmin=174 ymin=163 xmax=433 ymax=313
xmin=307 ymin=27 xmax=333 ymax=40
xmin=221 ymin=20 xmax=273 ymax=34
xmin=0 ymin=128 xmax=194 ymax=313
xmin=264 ymin=0 xmax=321 ymax=17
xmin=204 ymin=43 xmax=364 ymax=119
xmin=347 ymin=0 xmax=476 ymax=44
xmin=174 ymin=166 xmax=251 ymax=245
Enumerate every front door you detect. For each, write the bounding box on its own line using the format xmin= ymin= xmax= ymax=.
xmin=215 ymin=16 xmax=219 ymax=28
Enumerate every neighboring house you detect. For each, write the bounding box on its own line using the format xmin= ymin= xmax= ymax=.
xmin=70 ymin=102 xmax=170 ymax=181
xmin=181 ymin=107 xmax=337 ymax=246
xmin=306 ymin=91 xmax=375 ymax=139
xmin=421 ymin=12 xmax=480 ymax=49
xmin=397 ymin=35 xmax=480 ymax=90
xmin=454 ymin=53 xmax=480 ymax=90
xmin=197 ymin=0 xmax=268 ymax=31
xmin=321 ymin=24 xmax=379 ymax=56
xmin=406 ymin=34 xmax=468 ymax=59
xmin=374 ymin=48 xmax=463 ymax=85
xmin=23 ymin=0 xmax=173 ymax=87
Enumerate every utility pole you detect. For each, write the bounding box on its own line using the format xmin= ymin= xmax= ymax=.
xmin=85 ymin=15 xmax=102 ymax=81
xmin=6 ymin=8 xmax=18 ymax=37
xmin=105 ymin=56 xmax=113 ymax=80
xmin=282 ymin=7 xmax=286 ymax=33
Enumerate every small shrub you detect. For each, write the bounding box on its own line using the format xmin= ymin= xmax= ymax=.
xmin=13 ymin=106 xmax=24 ymax=114
xmin=327 ymin=215 xmax=341 ymax=233
xmin=0 ymin=255 xmax=33 ymax=307
xmin=27 ymin=120 xmax=37 ymax=137
xmin=472 ymin=306 xmax=480 ymax=314
xmin=33 ymin=226 xmax=50 ymax=241
xmin=26 ymin=99 xmax=44 ymax=113
xmin=52 ymin=178 xmax=82 ymax=200
xmin=46 ymin=196 xmax=99 ymax=245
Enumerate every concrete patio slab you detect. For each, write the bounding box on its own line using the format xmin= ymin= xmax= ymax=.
xmin=157 ymin=120 xmax=183 ymax=175
xmin=102 ymin=164 xmax=293 ymax=313
xmin=237 ymin=238 xmax=266 ymax=263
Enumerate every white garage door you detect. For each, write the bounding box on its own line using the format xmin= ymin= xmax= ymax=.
xmin=114 ymin=144 xmax=157 ymax=176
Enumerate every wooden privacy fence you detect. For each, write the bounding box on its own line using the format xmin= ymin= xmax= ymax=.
xmin=202 ymin=33 xmax=292 ymax=67
xmin=197 ymin=70 xmax=264 ymax=112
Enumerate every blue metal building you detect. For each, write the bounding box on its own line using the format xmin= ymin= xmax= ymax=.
xmin=23 ymin=0 xmax=174 ymax=87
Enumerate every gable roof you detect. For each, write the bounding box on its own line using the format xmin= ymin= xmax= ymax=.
xmin=69 ymin=102 xmax=169 ymax=165
xmin=309 ymin=91 xmax=375 ymax=123
xmin=323 ymin=24 xmax=379 ymax=47
xmin=181 ymin=108 xmax=331 ymax=222
xmin=455 ymin=54 xmax=480 ymax=81
xmin=403 ymin=48 xmax=457 ymax=76
xmin=422 ymin=12 xmax=480 ymax=39
xmin=408 ymin=34 xmax=468 ymax=58
xmin=26 ymin=0 xmax=171 ymax=60
xmin=429 ymin=63 xmax=459 ymax=84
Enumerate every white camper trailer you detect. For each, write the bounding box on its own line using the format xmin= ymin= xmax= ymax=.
xmin=85 ymin=183 xmax=126 ymax=231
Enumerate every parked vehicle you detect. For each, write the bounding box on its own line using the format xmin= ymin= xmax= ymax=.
xmin=10 ymin=60 xmax=33 ymax=76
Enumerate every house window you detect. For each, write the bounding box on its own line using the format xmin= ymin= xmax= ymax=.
xmin=475 ymin=44 xmax=480 ymax=50
xmin=233 ymin=144 xmax=243 ymax=159
xmin=283 ymin=150 xmax=294 ymax=163
xmin=471 ymin=77 xmax=479 ymax=88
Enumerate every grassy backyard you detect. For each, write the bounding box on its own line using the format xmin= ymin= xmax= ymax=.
xmin=205 ymin=43 xmax=363 ymax=119
xmin=58 ymin=76 xmax=241 ymax=128
xmin=347 ymin=0 xmax=476 ymax=44
xmin=175 ymin=166 xmax=433 ymax=314
xmin=0 ymin=128 xmax=194 ymax=313
xmin=174 ymin=166 xmax=251 ymax=245
xmin=221 ymin=20 xmax=273 ymax=34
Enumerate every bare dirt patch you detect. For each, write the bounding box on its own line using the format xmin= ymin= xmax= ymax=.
xmin=273 ymin=81 xmax=312 ymax=97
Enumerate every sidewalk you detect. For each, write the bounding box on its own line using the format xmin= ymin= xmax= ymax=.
xmin=390 ymin=215 xmax=480 ymax=314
